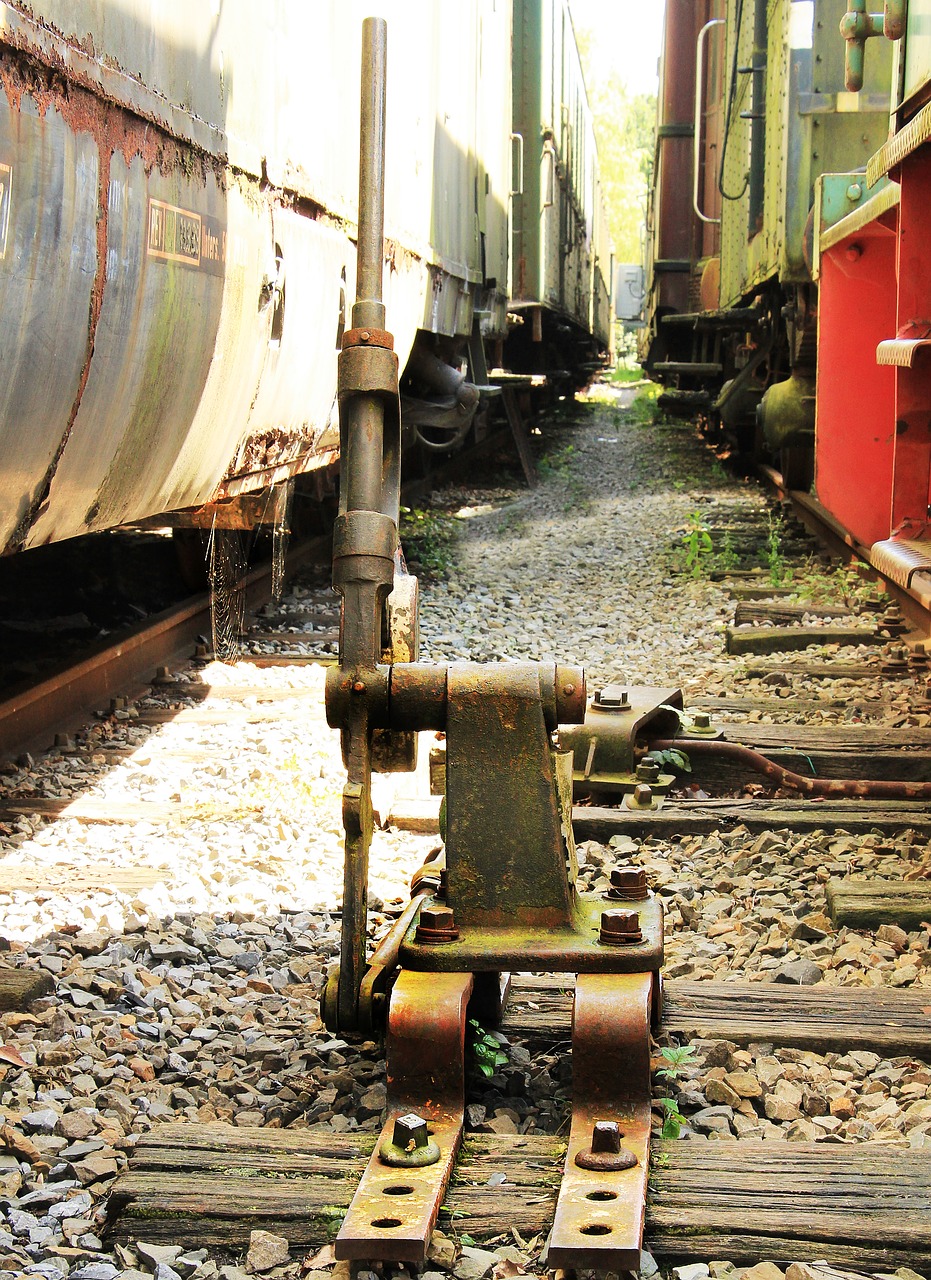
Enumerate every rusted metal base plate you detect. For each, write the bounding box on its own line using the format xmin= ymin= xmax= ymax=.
xmin=335 ymin=971 xmax=473 ymax=1262
xmin=400 ymin=896 xmax=663 ymax=973
xmin=335 ymin=1111 xmax=463 ymax=1263
xmin=548 ymin=973 xmax=653 ymax=1270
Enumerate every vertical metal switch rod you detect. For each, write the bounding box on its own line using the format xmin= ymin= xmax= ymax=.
xmin=355 ymin=17 xmax=387 ymax=327
xmin=330 ymin=15 xmax=401 ymax=1031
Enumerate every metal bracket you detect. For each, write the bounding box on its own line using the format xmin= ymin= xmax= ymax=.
xmin=560 ymin=685 xmax=683 ymax=796
xmin=336 ymin=970 xmax=473 ymax=1262
xmin=549 ymin=973 xmax=654 ymax=1269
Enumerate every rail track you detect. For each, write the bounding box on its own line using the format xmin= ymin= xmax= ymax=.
xmin=0 ymin=399 xmax=929 ymax=1276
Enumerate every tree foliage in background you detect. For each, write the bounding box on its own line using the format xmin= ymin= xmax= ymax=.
xmin=576 ymin=27 xmax=656 ymax=264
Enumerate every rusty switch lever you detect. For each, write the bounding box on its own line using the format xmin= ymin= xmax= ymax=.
xmin=327 ymin=18 xmax=662 ymax=1270
xmin=327 ymin=14 xmax=402 ymax=1032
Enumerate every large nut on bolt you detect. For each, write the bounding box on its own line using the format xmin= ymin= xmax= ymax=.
xmin=599 ymin=908 xmax=642 ymax=945
xmin=607 ymin=866 xmax=649 ymax=901
xmin=574 ymin=1119 xmax=638 ymax=1171
xmin=379 ymin=1111 xmax=441 ymax=1167
xmin=415 ymin=903 xmax=460 ymax=943
xmin=627 ymin=783 xmax=655 ymax=809
xmin=635 ymin=758 xmax=661 ymax=782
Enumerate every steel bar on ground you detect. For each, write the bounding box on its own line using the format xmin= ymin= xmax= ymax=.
xmin=549 ymin=972 xmax=653 ymax=1270
xmin=336 ymin=970 xmax=473 ymax=1262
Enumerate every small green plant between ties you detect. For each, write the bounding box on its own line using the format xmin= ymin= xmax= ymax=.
xmin=655 ymin=1044 xmax=696 ymax=1139
xmin=681 ymin=510 xmax=713 ymax=578
xmin=468 ymin=1018 xmax=509 ymax=1078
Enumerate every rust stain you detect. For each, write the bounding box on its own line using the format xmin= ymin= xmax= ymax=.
xmin=0 ymin=42 xmax=217 ymax=551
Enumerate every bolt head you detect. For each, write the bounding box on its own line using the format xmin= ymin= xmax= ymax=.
xmin=610 ymin=866 xmax=648 ymax=898
xmin=600 ymin=908 xmax=642 ymax=944
xmin=846 ymin=182 xmax=863 ymax=202
xmin=419 ymin=904 xmax=455 ymax=931
xmin=590 ymin=1120 xmax=622 ymax=1154
xmin=392 ymin=1112 xmax=428 ymax=1149
xmin=633 ymin=783 xmax=654 ymax=806
xmin=692 ymin=711 xmax=712 ymax=729
xmin=594 ymin=685 xmax=629 ymax=710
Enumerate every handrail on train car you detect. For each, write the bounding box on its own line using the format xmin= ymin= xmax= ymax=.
xmin=510 ymin=131 xmax=524 ymax=196
xmin=694 ymin=18 xmax=724 ymax=226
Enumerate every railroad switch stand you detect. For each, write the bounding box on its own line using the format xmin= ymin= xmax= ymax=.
xmin=324 ymin=19 xmax=662 ymax=1269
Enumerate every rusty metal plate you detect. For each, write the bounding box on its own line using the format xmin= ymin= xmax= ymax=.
xmin=560 ymin=686 xmax=683 ymax=788
xmin=548 ymin=972 xmax=653 ymax=1270
xmin=335 ymin=970 xmax=473 ymax=1262
xmin=399 ymin=893 xmax=662 ymax=973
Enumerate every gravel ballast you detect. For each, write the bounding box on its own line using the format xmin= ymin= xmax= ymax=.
xmin=0 ymin=391 xmax=925 ymax=1279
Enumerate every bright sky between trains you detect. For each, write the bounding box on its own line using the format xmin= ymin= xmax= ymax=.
xmin=569 ymin=0 xmax=664 ymax=95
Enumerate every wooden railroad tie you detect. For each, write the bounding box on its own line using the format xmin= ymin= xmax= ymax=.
xmin=726 ymin=627 xmax=883 ymax=656
xmin=107 ymin=1126 xmax=931 ymax=1270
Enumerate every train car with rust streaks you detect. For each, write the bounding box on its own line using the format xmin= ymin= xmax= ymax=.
xmin=0 ymin=1 xmax=610 ymax=561
xmin=0 ymin=1 xmax=516 ymax=554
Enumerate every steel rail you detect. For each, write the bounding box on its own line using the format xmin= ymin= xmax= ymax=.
xmin=757 ymin=467 xmax=931 ymax=638
xmin=0 ymin=535 xmax=330 ymax=763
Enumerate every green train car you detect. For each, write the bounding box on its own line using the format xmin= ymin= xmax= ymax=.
xmin=506 ymin=0 xmax=612 ymax=389
xmin=644 ymin=0 xmax=892 ymax=482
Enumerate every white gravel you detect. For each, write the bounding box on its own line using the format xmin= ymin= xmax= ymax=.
xmin=0 ymin=389 xmax=925 ymax=1280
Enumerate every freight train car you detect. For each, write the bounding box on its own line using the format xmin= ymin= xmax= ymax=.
xmin=811 ymin=1 xmax=931 ymax=616
xmin=643 ymin=0 xmax=892 ymax=485
xmin=506 ymin=0 xmax=612 ymax=389
xmin=0 ymin=1 xmax=514 ymax=555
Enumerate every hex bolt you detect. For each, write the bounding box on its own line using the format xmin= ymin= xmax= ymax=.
xmin=599 ymin=908 xmax=642 ymax=945
xmin=692 ymin=711 xmax=712 ymax=730
xmin=608 ymin=866 xmax=648 ymax=901
xmin=632 ymin=783 xmax=654 ymax=807
xmin=415 ymin=903 xmax=459 ymax=943
xmin=392 ymin=1112 xmax=429 ymax=1150
xmin=635 ymin=759 xmax=660 ymax=782
xmin=590 ymin=1120 xmax=622 ymax=1153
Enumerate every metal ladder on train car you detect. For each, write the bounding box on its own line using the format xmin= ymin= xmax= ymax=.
xmin=322 ymin=19 xmax=662 ymax=1269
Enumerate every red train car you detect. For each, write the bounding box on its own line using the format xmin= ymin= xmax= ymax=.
xmin=812 ymin=3 xmax=931 ymax=623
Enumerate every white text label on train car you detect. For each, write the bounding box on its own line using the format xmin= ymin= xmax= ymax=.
xmin=147 ymin=198 xmax=202 ymax=267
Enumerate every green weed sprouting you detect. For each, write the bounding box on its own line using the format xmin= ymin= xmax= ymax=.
xmin=468 ymin=1018 xmax=509 ymax=1078
xmin=681 ymin=510 xmax=713 ymax=578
